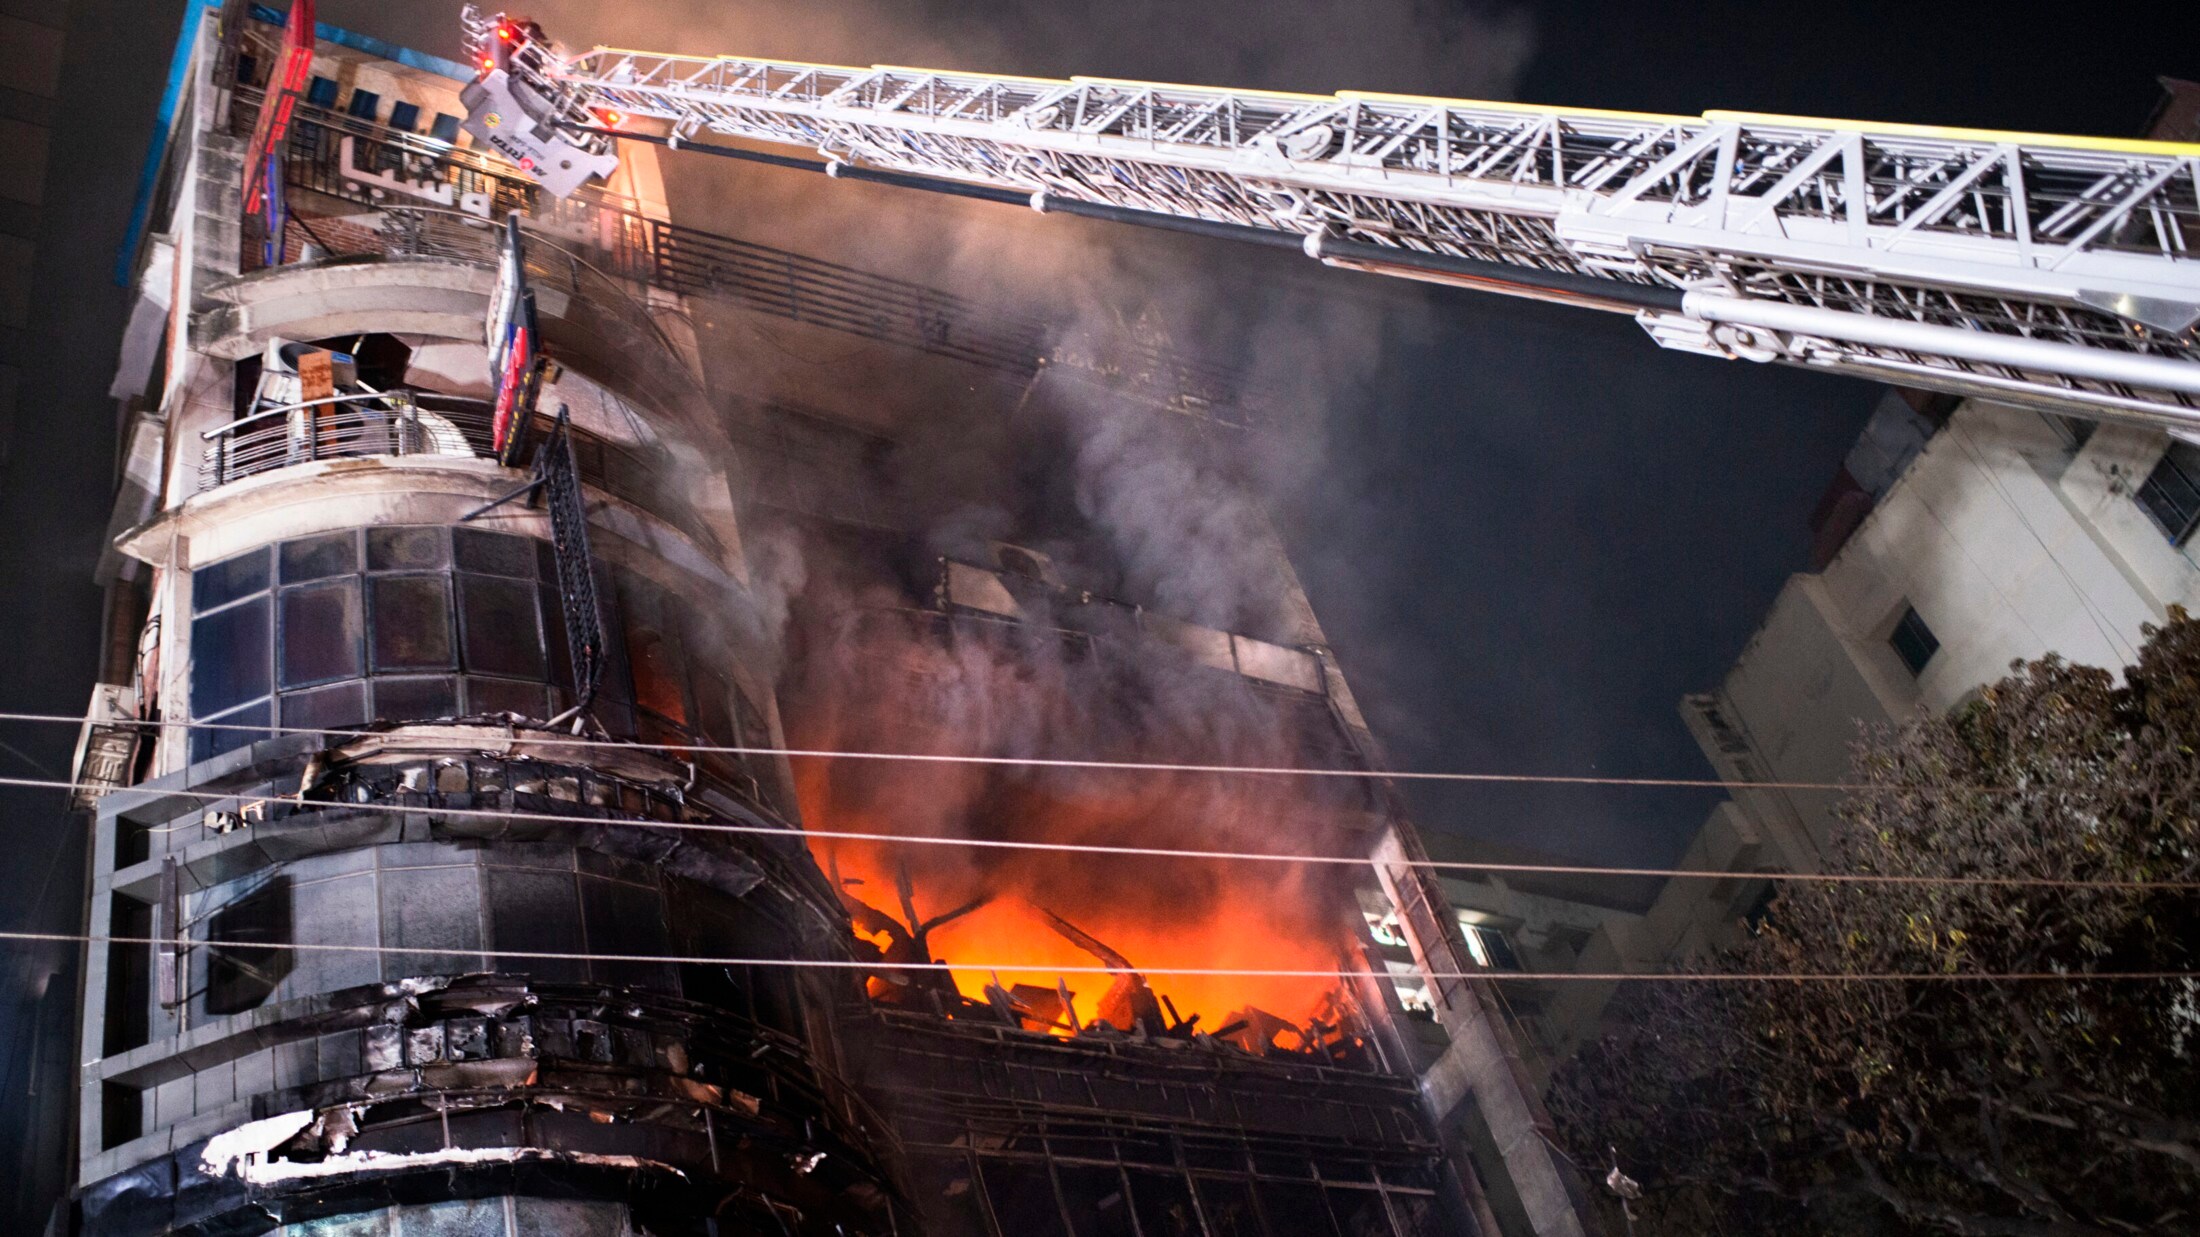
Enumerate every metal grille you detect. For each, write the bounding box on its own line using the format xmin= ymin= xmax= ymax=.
xmin=540 ymin=413 xmax=609 ymax=710
xmin=237 ymin=91 xmax=1268 ymax=424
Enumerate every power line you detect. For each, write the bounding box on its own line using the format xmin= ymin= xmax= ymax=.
xmin=0 ymin=772 xmax=2188 ymax=894
xmin=0 ymin=709 xmax=2000 ymax=796
xmin=0 ymin=928 xmax=2189 ymax=984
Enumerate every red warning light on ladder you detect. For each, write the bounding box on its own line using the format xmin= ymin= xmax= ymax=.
xmin=497 ymin=25 xmax=514 ymax=40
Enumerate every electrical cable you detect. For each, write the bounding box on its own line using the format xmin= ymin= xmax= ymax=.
xmin=0 ymin=928 xmax=2190 ymax=984
xmin=0 ymin=709 xmax=2003 ymax=796
xmin=0 ymin=771 xmax=2188 ymax=893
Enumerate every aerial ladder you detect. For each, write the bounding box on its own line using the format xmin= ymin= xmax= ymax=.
xmin=455 ymin=8 xmax=2200 ymax=432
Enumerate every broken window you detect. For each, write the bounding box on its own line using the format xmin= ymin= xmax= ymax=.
xmin=202 ymin=875 xmax=293 ymax=1015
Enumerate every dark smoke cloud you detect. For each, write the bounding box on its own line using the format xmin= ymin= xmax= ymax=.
xmin=327 ymin=0 xmax=1536 ymax=827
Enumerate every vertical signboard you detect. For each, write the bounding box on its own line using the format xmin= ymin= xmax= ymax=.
xmin=486 ymin=216 xmax=546 ymax=465
xmin=240 ymin=0 xmax=316 ymax=219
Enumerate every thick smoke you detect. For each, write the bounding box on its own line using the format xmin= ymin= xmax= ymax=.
xmin=399 ymin=0 xmax=1538 ymax=1014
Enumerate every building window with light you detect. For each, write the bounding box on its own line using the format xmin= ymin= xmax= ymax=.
xmin=1460 ymin=922 xmax=1521 ymax=971
xmin=2136 ymin=439 xmax=2200 ymax=545
xmin=1889 ymin=604 xmax=1940 ymax=676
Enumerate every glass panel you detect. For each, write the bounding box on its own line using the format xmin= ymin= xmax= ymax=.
xmin=487 ymin=868 xmax=587 ymax=983
xmin=1890 ymin=606 xmax=1939 ymax=676
xmin=192 ymin=596 xmax=270 ymax=714
xmin=458 ymin=573 xmax=546 ymax=679
xmin=379 ymin=863 xmax=483 ymax=980
xmin=194 ymin=548 xmax=270 ymax=611
xmin=2137 ymin=442 xmax=2200 ymax=543
xmin=430 ymin=113 xmax=460 ymax=143
xmin=369 ymin=574 xmax=454 ymax=670
xmin=280 ymin=578 xmax=364 ymax=687
xmin=279 ymin=532 xmax=357 ymax=582
xmin=466 ymin=676 xmax=547 ymax=720
xmin=509 ymin=1199 xmax=631 ymax=1237
xmin=372 ymin=676 xmax=459 ymax=722
xmin=388 ymin=101 xmax=420 ymax=132
xmin=453 ymin=527 xmax=537 ymax=578
xmin=280 ymin=681 xmax=368 ymax=733
xmin=367 ymin=525 xmax=447 ymax=572
xmin=189 ymin=700 xmax=270 ymax=765
xmin=580 ymin=875 xmax=672 ymax=990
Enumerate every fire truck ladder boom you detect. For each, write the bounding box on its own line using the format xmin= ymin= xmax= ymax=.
xmin=461 ymin=10 xmax=2200 ymax=431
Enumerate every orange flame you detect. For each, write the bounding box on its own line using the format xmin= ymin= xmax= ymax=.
xmin=783 ymin=611 xmax=1367 ymax=1035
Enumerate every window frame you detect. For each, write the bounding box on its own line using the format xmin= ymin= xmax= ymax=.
xmin=190 ymin=530 xmax=570 ymax=742
xmin=2136 ymin=440 xmax=2200 ymax=546
xmin=1889 ymin=604 xmax=1941 ymax=677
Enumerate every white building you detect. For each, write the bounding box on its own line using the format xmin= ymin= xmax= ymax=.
xmin=1437 ymin=388 xmax=2200 ymax=1077
xmin=1692 ymin=388 xmax=2200 ymax=864
xmin=1437 ymin=76 xmax=2200 ymax=1079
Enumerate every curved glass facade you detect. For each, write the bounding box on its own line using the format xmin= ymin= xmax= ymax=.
xmin=188 ymin=525 xmax=768 ymax=770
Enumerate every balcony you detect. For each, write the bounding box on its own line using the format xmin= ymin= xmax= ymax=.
xmin=194 ymin=386 xmax=729 ymax=560
xmin=199 ymin=390 xmax=498 ymax=491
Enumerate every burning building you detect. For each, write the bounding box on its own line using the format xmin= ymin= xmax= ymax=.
xmin=53 ymin=4 xmax=1594 ymax=1234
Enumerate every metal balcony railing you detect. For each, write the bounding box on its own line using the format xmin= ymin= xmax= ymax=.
xmin=200 ymin=391 xmax=498 ymax=491
xmin=226 ymin=83 xmax=1268 ymax=422
xmin=195 ymin=386 xmax=726 ymax=556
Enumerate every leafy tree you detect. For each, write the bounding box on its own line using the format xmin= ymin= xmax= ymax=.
xmin=1549 ymin=611 xmax=2200 ymax=1235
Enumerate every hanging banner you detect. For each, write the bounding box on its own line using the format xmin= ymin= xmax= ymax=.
xmin=487 ymin=216 xmax=545 ymax=465
xmin=240 ymin=0 xmax=316 ymax=217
